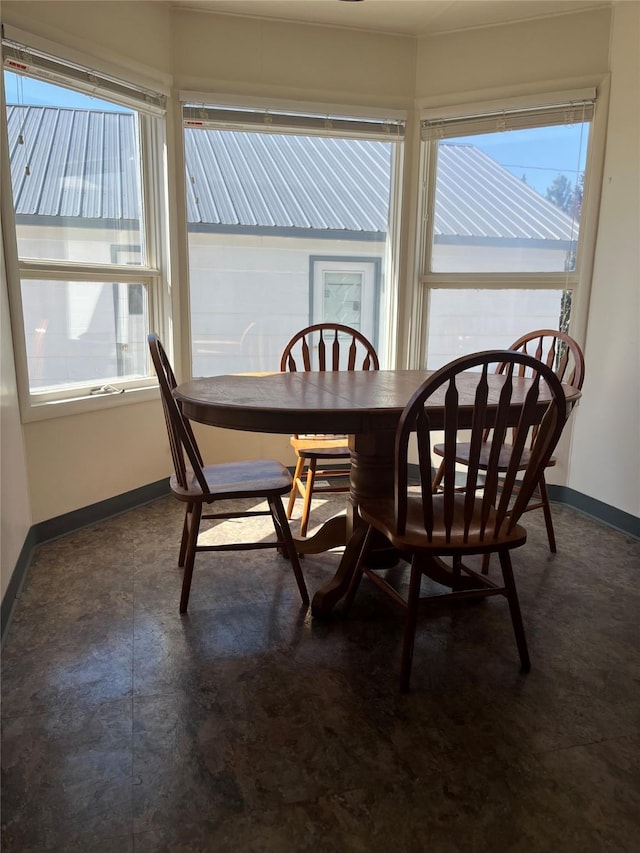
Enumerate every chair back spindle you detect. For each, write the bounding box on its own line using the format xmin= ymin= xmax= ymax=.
xmin=280 ymin=323 xmax=379 ymax=374
xmin=501 ymin=329 xmax=585 ymax=389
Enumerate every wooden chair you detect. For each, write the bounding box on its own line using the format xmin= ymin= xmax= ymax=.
xmin=148 ymin=333 xmax=308 ymax=612
xmin=280 ymin=323 xmax=379 ymax=537
xmin=432 ymin=330 xmax=585 ymax=557
xmin=343 ymin=349 xmax=569 ymax=692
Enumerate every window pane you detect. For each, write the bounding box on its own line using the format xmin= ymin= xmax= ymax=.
xmin=5 ymin=71 xmax=145 ymax=265
xmin=323 ymin=271 xmax=363 ymax=328
xmin=21 ymin=279 xmax=149 ymax=390
xmin=185 ymin=129 xmax=395 ymax=375
xmin=430 ymin=123 xmax=589 ymax=273
xmin=425 ymin=289 xmax=567 ymax=369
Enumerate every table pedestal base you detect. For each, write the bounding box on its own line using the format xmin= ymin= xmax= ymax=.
xmin=311 ymin=428 xmax=398 ymax=617
xmin=294 ymin=514 xmax=347 ymax=555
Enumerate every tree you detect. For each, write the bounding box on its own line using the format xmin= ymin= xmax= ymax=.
xmin=545 ymin=173 xmax=584 ymax=219
xmin=545 ymin=174 xmax=573 ymax=213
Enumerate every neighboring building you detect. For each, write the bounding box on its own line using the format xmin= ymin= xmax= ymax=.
xmin=7 ymin=105 xmax=577 ymax=381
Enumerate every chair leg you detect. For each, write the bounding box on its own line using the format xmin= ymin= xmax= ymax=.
xmin=432 ymin=459 xmax=445 ymax=493
xmin=400 ymin=557 xmax=423 ymax=693
xmin=342 ymin=525 xmax=374 ymax=616
xmin=538 ymin=475 xmax=557 ymax=553
xmin=299 ymin=458 xmax=317 ymax=538
xmin=179 ymin=502 xmax=202 ymax=613
xmin=269 ymin=496 xmax=309 ymax=606
xmin=481 ymin=553 xmax=491 ymax=574
xmin=287 ymin=455 xmax=306 ymax=519
xmin=497 ymin=550 xmax=530 ymax=672
xmin=178 ymin=503 xmax=193 ymax=567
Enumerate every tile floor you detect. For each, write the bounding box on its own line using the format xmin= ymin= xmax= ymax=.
xmin=1 ymin=495 xmax=639 ymax=851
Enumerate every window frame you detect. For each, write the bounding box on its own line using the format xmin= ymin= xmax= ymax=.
xmin=309 ymin=254 xmax=382 ymax=347
xmin=410 ymin=90 xmax=601 ymax=370
xmin=2 ymin=37 xmax=171 ymax=422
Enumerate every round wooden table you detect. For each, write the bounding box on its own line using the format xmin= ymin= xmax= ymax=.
xmin=174 ymin=369 xmax=580 ymax=616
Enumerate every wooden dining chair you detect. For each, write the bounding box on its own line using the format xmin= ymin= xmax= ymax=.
xmin=343 ymin=349 xmax=569 ymax=692
xmin=148 ymin=333 xmax=308 ymax=612
xmin=280 ymin=323 xmax=379 ymax=537
xmin=432 ymin=329 xmax=585 ymax=559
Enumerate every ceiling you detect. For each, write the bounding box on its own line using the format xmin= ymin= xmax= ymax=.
xmin=170 ymin=0 xmax=610 ymax=38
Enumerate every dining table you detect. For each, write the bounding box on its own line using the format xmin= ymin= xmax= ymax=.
xmin=173 ymin=369 xmax=581 ymax=617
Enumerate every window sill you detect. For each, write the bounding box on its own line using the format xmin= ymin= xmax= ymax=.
xmin=20 ymin=384 xmax=160 ymax=423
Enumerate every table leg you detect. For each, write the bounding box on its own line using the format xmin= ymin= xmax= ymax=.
xmin=311 ymin=428 xmax=396 ymax=617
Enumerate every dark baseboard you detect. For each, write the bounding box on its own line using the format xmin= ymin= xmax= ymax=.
xmin=547 ymin=485 xmax=640 ymax=539
xmin=1 ymin=527 xmax=39 ymax=645
xmin=1 ymin=478 xmax=170 ymax=645
xmin=32 ymin=478 xmax=170 ymax=543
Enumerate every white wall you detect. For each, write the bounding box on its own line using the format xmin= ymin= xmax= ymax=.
xmin=415 ymin=7 xmax=611 ymax=101
xmin=1 ymin=1 xmax=638 ymax=533
xmin=2 ymin=1 xmax=173 ymax=86
xmin=568 ymin=1 xmax=640 ymax=516
xmin=172 ymin=7 xmax=416 ymax=109
xmin=188 ymin=232 xmax=386 ymax=376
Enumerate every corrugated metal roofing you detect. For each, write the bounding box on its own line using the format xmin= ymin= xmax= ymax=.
xmin=184 ymin=130 xmax=391 ymax=232
xmin=7 ymin=105 xmax=576 ymax=240
xmin=435 ymin=145 xmax=576 ymax=241
xmin=7 ymin=106 xmax=142 ymax=220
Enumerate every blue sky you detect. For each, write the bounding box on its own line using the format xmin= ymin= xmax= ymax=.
xmin=4 ymin=71 xmax=128 ymax=113
xmin=5 ymin=71 xmax=588 ymax=196
xmin=457 ymin=127 xmax=589 ymax=194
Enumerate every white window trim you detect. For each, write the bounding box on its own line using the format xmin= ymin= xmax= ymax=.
xmin=2 ymin=37 xmax=172 ymax=422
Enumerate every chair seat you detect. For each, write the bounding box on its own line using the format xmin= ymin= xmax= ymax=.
xmin=289 ymin=434 xmax=350 ymax=459
xmin=170 ymin=458 xmax=293 ymax=501
xmin=359 ymin=493 xmax=528 ymax=554
xmin=433 ymin=442 xmax=557 ymax=471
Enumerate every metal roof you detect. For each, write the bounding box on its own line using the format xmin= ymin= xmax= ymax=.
xmin=434 ymin=144 xmax=577 ymax=241
xmin=7 ymin=106 xmax=141 ymax=221
xmin=184 ymin=129 xmax=390 ymax=232
xmin=7 ymin=105 xmax=576 ymax=240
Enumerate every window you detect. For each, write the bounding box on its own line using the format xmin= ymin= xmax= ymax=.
xmin=3 ymin=39 xmax=168 ymax=412
xmin=417 ymin=94 xmax=594 ymax=368
xmin=183 ymin=104 xmax=404 ymax=376
xmin=310 ymin=256 xmax=381 ymax=345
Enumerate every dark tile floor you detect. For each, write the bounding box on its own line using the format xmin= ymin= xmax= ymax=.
xmin=2 ymin=495 xmax=639 ymax=852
